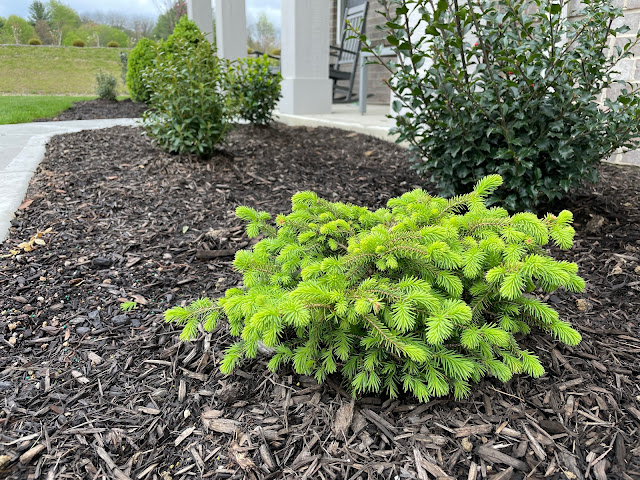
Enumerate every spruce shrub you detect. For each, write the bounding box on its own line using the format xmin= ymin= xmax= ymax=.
xmin=106 ymin=40 xmax=119 ymax=48
xmin=230 ymin=55 xmax=282 ymax=125
xmin=95 ymin=71 xmax=118 ymax=101
xmin=361 ymin=0 xmax=640 ymax=212
xmin=142 ymin=37 xmax=230 ymax=157
xmin=166 ymin=176 xmax=584 ymax=401
xmin=28 ymin=38 xmax=42 ymax=45
xmin=126 ymin=37 xmax=156 ymax=103
xmin=72 ymin=39 xmax=85 ymax=47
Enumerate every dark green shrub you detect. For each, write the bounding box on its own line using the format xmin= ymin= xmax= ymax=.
xmin=72 ymin=39 xmax=85 ymax=47
xmin=166 ymin=175 xmax=584 ymax=401
xmin=95 ymin=71 xmax=118 ymax=101
xmin=230 ymin=55 xmax=282 ymax=125
xmin=362 ymin=0 xmax=640 ymax=212
xmin=126 ymin=37 xmax=156 ymax=103
xmin=142 ymin=37 xmax=231 ymax=157
xmin=162 ymin=16 xmax=206 ymax=55
xmin=28 ymin=38 xmax=42 ymax=45
xmin=106 ymin=40 xmax=119 ymax=48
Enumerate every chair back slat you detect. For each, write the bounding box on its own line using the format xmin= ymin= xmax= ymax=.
xmin=336 ymin=2 xmax=368 ymax=65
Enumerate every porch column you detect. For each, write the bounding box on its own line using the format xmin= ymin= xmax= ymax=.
xmin=214 ymin=0 xmax=247 ymax=60
xmin=186 ymin=0 xmax=214 ymax=44
xmin=279 ymin=0 xmax=332 ymax=115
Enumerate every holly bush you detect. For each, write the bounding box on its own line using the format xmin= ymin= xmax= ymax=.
xmin=361 ymin=0 xmax=640 ymax=211
xmin=230 ymin=55 xmax=282 ymax=125
xmin=126 ymin=37 xmax=156 ymax=103
xmin=142 ymin=36 xmax=231 ymax=157
xmin=166 ymin=175 xmax=584 ymax=402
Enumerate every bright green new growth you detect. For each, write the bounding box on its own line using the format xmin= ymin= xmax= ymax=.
xmin=166 ymin=175 xmax=584 ymax=401
xmin=126 ymin=37 xmax=156 ymax=103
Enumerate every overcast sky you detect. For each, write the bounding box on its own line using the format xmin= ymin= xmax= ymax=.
xmin=0 ymin=0 xmax=281 ymax=27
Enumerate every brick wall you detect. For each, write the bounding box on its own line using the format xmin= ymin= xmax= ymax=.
xmin=331 ymin=0 xmax=392 ymax=104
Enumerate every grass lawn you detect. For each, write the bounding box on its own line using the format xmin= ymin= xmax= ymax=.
xmin=0 ymin=96 xmax=94 ymax=124
xmin=0 ymin=45 xmax=128 ymax=96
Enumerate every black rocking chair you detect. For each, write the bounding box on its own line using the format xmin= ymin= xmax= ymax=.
xmin=330 ymin=1 xmax=369 ymax=103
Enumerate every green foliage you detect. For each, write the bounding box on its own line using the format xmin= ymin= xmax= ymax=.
xmin=152 ymin=0 xmax=187 ymax=40
xmin=118 ymin=51 xmax=128 ymax=85
xmin=166 ymin=175 xmax=584 ymax=402
xmin=28 ymin=37 xmax=42 ymax=45
xmin=120 ymin=301 xmax=138 ymax=312
xmin=95 ymin=71 xmax=117 ymax=101
xmin=28 ymin=1 xmax=50 ymax=25
xmin=142 ymin=35 xmax=231 ymax=157
xmin=2 ymin=15 xmax=36 ymax=44
xmin=361 ymin=0 xmax=640 ymax=211
xmin=162 ymin=16 xmax=205 ymax=54
xmin=126 ymin=37 xmax=156 ymax=102
xmin=230 ymin=55 xmax=282 ymax=125
xmin=106 ymin=40 xmax=119 ymax=48
xmin=72 ymin=38 xmax=84 ymax=47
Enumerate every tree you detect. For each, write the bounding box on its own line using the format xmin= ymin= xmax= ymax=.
xmin=34 ymin=19 xmax=55 ymax=44
xmin=28 ymin=1 xmax=50 ymax=26
xmin=247 ymin=12 xmax=278 ymax=54
xmin=152 ymin=0 xmax=186 ymax=40
xmin=5 ymin=15 xmax=36 ymax=44
xmin=48 ymin=0 xmax=81 ymax=45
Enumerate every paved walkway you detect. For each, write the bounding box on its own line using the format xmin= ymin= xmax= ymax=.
xmin=0 ymin=118 xmax=139 ymax=241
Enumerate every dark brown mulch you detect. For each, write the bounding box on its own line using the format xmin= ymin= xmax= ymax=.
xmin=0 ymin=123 xmax=639 ymax=480
xmin=34 ymin=98 xmax=147 ymax=122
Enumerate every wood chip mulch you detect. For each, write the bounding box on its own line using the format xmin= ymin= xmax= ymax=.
xmin=1 ymin=123 xmax=639 ymax=480
xmin=33 ymin=99 xmax=147 ymax=122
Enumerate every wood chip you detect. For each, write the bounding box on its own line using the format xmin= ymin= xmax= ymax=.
xmin=454 ymin=424 xmax=492 ymax=437
xmin=19 ymin=444 xmax=45 ymax=464
xmin=476 ymin=445 xmax=529 ymax=472
xmin=174 ymin=426 xmax=195 ymax=446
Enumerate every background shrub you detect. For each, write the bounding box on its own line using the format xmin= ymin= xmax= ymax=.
xmin=364 ymin=0 xmax=640 ymax=212
xmin=162 ymin=16 xmax=206 ymax=55
xmin=28 ymin=38 xmax=41 ymax=45
xmin=72 ymin=39 xmax=85 ymax=47
xmin=106 ymin=40 xmax=119 ymax=48
xmin=126 ymin=37 xmax=156 ymax=103
xmin=95 ymin=71 xmax=117 ymax=101
xmin=166 ymin=176 xmax=584 ymax=402
xmin=142 ymin=36 xmax=230 ymax=157
xmin=230 ymin=55 xmax=282 ymax=125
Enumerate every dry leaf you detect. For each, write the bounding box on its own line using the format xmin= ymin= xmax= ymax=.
xmin=18 ymin=199 xmax=34 ymax=210
xmin=228 ymin=442 xmax=255 ymax=471
xmin=332 ymin=399 xmax=355 ymax=437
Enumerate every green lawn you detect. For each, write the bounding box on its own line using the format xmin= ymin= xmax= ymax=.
xmin=0 ymin=96 xmax=94 ymax=124
xmin=0 ymin=45 xmax=128 ymax=96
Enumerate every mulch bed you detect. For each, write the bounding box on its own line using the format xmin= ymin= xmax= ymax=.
xmin=34 ymin=98 xmax=147 ymax=122
xmin=0 ymin=121 xmax=639 ymax=480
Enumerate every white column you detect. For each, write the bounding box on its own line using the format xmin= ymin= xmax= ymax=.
xmin=186 ymin=0 xmax=214 ymax=44
xmin=279 ymin=0 xmax=332 ymax=115
xmin=214 ymin=0 xmax=247 ymax=60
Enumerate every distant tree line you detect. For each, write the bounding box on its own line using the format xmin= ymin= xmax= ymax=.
xmin=0 ymin=0 xmax=279 ymax=51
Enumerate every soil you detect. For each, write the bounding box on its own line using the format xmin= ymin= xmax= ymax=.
xmin=1 ymin=120 xmax=639 ymax=480
xmin=34 ymin=98 xmax=147 ymax=122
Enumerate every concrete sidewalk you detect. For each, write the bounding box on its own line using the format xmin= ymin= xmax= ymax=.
xmin=0 ymin=118 xmax=139 ymax=241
